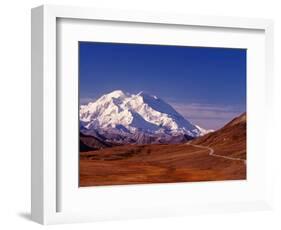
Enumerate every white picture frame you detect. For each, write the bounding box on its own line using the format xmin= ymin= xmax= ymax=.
xmin=31 ymin=5 xmax=274 ymax=225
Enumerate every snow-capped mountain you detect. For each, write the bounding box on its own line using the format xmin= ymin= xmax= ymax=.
xmin=80 ymin=90 xmax=211 ymax=144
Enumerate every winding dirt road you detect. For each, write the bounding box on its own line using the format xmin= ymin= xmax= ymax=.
xmin=186 ymin=142 xmax=246 ymax=165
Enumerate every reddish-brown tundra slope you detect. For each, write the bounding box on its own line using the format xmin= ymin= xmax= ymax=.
xmin=80 ymin=113 xmax=246 ymax=186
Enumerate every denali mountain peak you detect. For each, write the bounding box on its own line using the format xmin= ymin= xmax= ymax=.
xmin=106 ymin=89 xmax=127 ymax=98
xmin=80 ymin=90 xmax=211 ymax=144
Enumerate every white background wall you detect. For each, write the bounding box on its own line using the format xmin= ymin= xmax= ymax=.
xmin=0 ymin=0 xmax=280 ymax=229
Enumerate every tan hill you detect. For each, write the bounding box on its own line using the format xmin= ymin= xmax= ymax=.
xmin=191 ymin=112 xmax=246 ymax=160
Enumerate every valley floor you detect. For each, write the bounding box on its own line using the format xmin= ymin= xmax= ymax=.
xmin=79 ymin=142 xmax=246 ymax=186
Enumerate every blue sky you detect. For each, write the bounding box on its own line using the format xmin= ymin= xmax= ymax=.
xmin=79 ymin=42 xmax=246 ymax=130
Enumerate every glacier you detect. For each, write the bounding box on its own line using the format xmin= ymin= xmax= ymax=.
xmin=80 ymin=90 xmax=211 ymax=144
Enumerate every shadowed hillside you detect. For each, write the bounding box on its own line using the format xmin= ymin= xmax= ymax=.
xmin=80 ymin=132 xmax=113 ymax=152
xmin=191 ymin=113 xmax=246 ymax=160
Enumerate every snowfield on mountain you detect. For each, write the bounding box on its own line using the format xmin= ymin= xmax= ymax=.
xmin=80 ymin=90 xmax=211 ymax=144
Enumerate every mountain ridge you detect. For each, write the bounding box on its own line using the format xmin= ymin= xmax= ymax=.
xmin=80 ymin=90 xmax=211 ymax=145
xmin=191 ymin=112 xmax=246 ymax=160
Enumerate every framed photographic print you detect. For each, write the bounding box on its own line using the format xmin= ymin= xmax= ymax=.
xmin=31 ymin=5 xmax=274 ymax=225
xmin=78 ymin=42 xmax=247 ymax=186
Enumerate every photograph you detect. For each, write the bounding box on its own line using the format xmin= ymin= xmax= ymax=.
xmin=79 ymin=42 xmax=247 ymax=187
